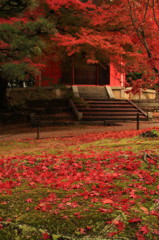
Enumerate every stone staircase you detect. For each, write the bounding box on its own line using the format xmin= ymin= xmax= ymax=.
xmin=72 ymin=99 xmax=148 ymax=123
xmin=71 ymin=86 xmax=148 ymax=123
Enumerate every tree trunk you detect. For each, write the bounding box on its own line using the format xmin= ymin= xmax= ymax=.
xmin=0 ymin=74 xmax=8 ymax=109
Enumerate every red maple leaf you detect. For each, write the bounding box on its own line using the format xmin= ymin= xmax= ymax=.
xmin=129 ymin=189 xmax=138 ymax=199
xmin=102 ymin=198 xmax=114 ymax=204
xmin=98 ymin=208 xmax=109 ymax=213
xmin=115 ymin=221 xmax=125 ymax=232
xmin=86 ymin=226 xmax=92 ymax=230
xmin=129 ymin=217 xmax=142 ymax=223
xmin=42 ymin=232 xmax=50 ymax=240
xmin=26 ymin=198 xmax=33 ymax=203
xmin=136 ymin=232 xmax=146 ymax=240
xmin=74 ymin=212 xmax=82 ymax=218
xmin=139 ymin=225 xmax=150 ymax=235
xmin=79 ymin=228 xmax=86 ymax=234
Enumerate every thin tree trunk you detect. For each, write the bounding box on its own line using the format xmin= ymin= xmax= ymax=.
xmin=0 ymin=74 xmax=8 ymax=109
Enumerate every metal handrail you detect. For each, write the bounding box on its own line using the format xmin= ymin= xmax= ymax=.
xmin=127 ymin=99 xmax=148 ymax=117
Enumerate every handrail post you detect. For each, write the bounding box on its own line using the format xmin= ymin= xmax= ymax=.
xmin=137 ymin=113 xmax=140 ymax=130
xmin=37 ymin=120 xmax=40 ymax=139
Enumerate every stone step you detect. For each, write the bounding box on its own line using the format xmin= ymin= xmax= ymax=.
xmin=78 ymin=106 xmax=138 ymax=112
xmin=83 ymin=112 xmax=145 ymax=116
xmin=78 ymin=86 xmax=109 ymax=99
xmin=85 ymin=100 xmax=129 ymax=103
xmin=78 ymin=108 xmax=140 ymax=112
xmin=83 ymin=115 xmax=147 ymax=121
xmin=75 ymin=103 xmax=134 ymax=108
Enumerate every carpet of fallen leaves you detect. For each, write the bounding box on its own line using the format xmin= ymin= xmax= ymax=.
xmin=0 ymin=128 xmax=159 ymax=240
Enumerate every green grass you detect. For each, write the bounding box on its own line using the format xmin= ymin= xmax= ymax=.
xmin=72 ymin=136 xmax=159 ymax=155
xmin=1 ymin=131 xmax=159 ymax=156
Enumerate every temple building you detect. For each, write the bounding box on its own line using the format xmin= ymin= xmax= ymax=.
xmin=35 ymin=57 xmax=125 ymax=87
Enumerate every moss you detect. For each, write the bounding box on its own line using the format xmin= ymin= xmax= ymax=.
xmin=140 ymin=129 xmax=159 ymax=138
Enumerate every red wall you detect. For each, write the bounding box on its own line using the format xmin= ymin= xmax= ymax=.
xmin=35 ymin=61 xmax=61 ymax=87
xmin=110 ymin=62 xmax=125 ymax=87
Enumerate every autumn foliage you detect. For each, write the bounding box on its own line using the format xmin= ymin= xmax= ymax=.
xmin=46 ymin=0 xmax=159 ymax=89
xmin=1 ymin=0 xmax=159 ymax=90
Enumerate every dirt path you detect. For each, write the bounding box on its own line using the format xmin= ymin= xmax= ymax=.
xmin=0 ymin=120 xmax=159 ymax=141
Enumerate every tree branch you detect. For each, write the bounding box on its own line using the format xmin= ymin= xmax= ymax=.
xmin=143 ymin=0 xmax=150 ymax=24
xmin=152 ymin=0 xmax=159 ymax=29
xmin=127 ymin=0 xmax=152 ymax=59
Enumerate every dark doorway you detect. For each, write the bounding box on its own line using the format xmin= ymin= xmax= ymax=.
xmin=61 ymin=57 xmax=110 ymax=85
xmin=98 ymin=64 xmax=110 ymax=85
xmin=74 ymin=62 xmax=97 ymax=85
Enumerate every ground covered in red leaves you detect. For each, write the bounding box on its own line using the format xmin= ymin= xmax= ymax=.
xmin=0 ymin=128 xmax=159 ymax=240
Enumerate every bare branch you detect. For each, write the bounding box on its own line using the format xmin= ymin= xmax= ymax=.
xmin=127 ymin=0 xmax=152 ymax=59
xmin=152 ymin=0 xmax=159 ymax=29
xmin=143 ymin=0 xmax=150 ymax=24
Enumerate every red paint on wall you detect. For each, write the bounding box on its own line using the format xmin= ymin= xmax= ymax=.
xmin=37 ymin=61 xmax=61 ymax=86
xmin=110 ymin=62 xmax=125 ymax=86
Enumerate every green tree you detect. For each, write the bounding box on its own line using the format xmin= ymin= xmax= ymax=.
xmin=0 ymin=0 xmax=55 ymax=106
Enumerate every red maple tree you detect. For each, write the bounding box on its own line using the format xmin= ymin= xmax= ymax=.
xmin=46 ymin=0 xmax=159 ymax=90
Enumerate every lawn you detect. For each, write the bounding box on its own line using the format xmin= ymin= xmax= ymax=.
xmin=0 ymin=128 xmax=159 ymax=240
